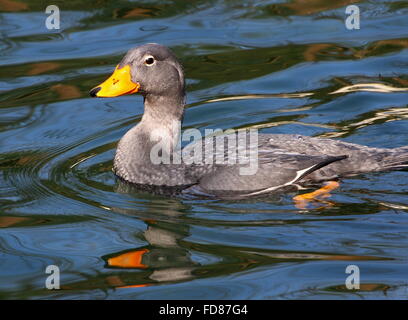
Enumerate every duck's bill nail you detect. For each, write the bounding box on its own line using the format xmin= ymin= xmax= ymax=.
xmin=89 ymin=64 xmax=140 ymax=97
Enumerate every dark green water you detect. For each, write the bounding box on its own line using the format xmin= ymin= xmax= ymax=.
xmin=1 ymin=0 xmax=408 ymax=299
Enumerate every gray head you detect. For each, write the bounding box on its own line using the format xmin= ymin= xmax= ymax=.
xmin=89 ymin=43 xmax=185 ymax=101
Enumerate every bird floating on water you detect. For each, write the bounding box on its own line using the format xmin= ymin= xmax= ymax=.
xmin=90 ymin=43 xmax=408 ymax=206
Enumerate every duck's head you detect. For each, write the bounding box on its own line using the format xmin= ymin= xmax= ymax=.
xmin=89 ymin=43 xmax=185 ymax=100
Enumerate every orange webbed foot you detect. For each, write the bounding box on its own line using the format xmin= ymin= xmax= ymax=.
xmin=293 ymin=181 xmax=340 ymax=209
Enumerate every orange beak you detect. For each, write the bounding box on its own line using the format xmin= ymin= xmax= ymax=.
xmin=89 ymin=64 xmax=140 ymax=97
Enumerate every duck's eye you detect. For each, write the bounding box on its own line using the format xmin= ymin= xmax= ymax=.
xmin=145 ymin=56 xmax=155 ymax=66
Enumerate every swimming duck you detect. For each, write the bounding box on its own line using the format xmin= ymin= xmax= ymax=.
xmin=90 ymin=43 xmax=408 ymax=202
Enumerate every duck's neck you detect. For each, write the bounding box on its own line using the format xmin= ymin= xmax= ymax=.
xmin=142 ymin=93 xmax=184 ymax=126
xmin=114 ymin=92 xmax=187 ymax=184
xmin=139 ymin=93 xmax=185 ymax=152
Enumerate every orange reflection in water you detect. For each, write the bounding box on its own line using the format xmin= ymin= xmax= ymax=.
xmin=0 ymin=0 xmax=27 ymax=12
xmin=107 ymin=249 xmax=149 ymax=269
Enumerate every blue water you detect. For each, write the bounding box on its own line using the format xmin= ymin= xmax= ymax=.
xmin=1 ymin=0 xmax=408 ymax=299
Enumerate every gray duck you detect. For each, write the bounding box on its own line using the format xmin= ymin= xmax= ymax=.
xmin=90 ymin=43 xmax=408 ymax=202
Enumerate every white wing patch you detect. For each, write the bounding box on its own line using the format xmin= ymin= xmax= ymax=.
xmin=240 ymin=163 xmax=319 ymax=197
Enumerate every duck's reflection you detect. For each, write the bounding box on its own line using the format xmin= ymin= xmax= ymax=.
xmin=102 ymin=181 xmax=197 ymax=287
xmin=40 ymin=180 xmax=391 ymax=295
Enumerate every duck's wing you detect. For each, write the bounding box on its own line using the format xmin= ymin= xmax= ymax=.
xmin=187 ymin=148 xmax=347 ymax=194
xmin=182 ymin=133 xmax=347 ymax=193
